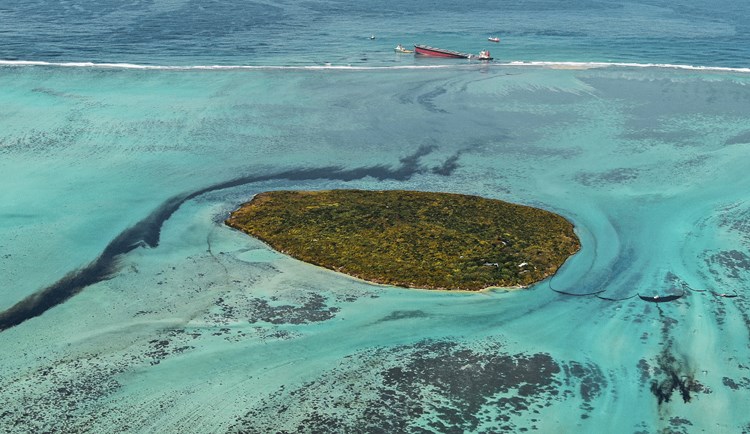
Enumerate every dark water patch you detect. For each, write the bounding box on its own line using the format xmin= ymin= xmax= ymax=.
xmin=145 ymin=329 xmax=196 ymax=365
xmin=706 ymin=249 xmax=750 ymax=279
xmin=431 ymin=150 xmax=462 ymax=175
xmin=0 ymin=125 xmax=89 ymax=155
xmin=701 ymin=248 xmax=748 ymax=329
xmin=669 ymin=416 xmax=692 ymax=427
xmin=738 ymin=303 xmax=750 ymax=342
xmin=646 ymin=348 xmax=707 ymax=407
xmin=0 ymin=145 xmax=458 ymax=332
xmin=0 ymin=212 xmax=40 ymax=220
xmin=580 ymin=77 xmax=750 ymax=127
xmin=673 ymin=154 xmax=710 ymax=171
xmin=377 ymin=310 xmax=428 ymax=323
xmin=664 ymin=271 xmax=685 ymax=288
xmin=563 ymin=361 xmax=606 ymax=417
xmin=376 ymin=341 xmax=563 ymax=431
xmin=0 ymin=357 xmax=125 ymax=433
xmin=640 ymin=302 xmax=711 ymax=409
xmin=416 ymin=86 xmax=448 ymax=113
xmin=231 ymin=338 xmax=604 ymax=433
xmin=726 ymin=130 xmax=750 ymax=145
xmin=575 ymin=167 xmax=639 ymax=187
xmin=31 ymin=86 xmax=86 ymax=99
xmin=722 ymin=376 xmax=750 ymax=391
xmin=650 ymin=368 xmax=694 ymax=405
xmin=714 ymin=299 xmax=728 ymax=326
xmin=0 ymin=249 xmax=121 ymax=331
xmin=668 ymin=415 xmax=694 ymax=434
xmin=717 ymin=202 xmax=750 ymax=244
xmin=206 ymin=279 xmax=341 ymax=327
xmin=246 ymin=293 xmax=339 ymax=325
xmin=0 ymin=323 xmax=233 ymax=432
xmin=659 ymin=315 xmax=679 ymax=338
xmin=212 ymin=295 xmax=240 ymax=326
xmin=722 ymin=377 xmax=739 ymax=390
xmin=621 ymin=130 xmax=693 ymax=147
xmin=328 ymin=287 xmax=380 ymax=304
xmin=637 ymin=359 xmax=651 ymax=386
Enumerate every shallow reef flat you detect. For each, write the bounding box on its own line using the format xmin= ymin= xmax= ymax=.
xmin=2 ymin=65 xmax=750 ymax=433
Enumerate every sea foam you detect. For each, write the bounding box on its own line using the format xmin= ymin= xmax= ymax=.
xmin=2 ymin=59 xmax=749 ymax=74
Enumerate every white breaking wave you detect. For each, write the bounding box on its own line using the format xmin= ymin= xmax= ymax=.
xmin=1 ymin=59 xmax=749 ymax=73
xmin=0 ymin=59 xmax=457 ymax=71
xmin=505 ymin=60 xmax=750 ymax=73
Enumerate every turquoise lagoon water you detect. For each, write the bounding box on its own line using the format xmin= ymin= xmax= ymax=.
xmin=2 ymin=1 xmax=750 ymax=433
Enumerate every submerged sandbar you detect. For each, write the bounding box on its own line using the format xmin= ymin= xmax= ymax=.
xmin=226 ymin=190 xmax=580 ymax=291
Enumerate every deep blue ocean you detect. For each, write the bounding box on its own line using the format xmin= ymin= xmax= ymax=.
xmin=2 ymin=1 xmax=750 ymax=433
xmin=2 ymin=0 xmax=750 ymax=67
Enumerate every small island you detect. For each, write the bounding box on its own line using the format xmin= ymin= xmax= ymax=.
xmin=225 ymin=190 xmax=580 ymax=291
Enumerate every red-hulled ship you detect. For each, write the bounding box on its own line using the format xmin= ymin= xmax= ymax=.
xmin=414 ymin=45 xmax=471 ymax=58
xmin=414 ymin=45 xmax=492 ymax=60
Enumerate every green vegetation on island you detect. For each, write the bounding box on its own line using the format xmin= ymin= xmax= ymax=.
xmin=225 ymin=190 xmax=580 ymax=291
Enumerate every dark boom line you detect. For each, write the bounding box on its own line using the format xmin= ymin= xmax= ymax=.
xmin=0 ymin=145 xmax=458 ymax=332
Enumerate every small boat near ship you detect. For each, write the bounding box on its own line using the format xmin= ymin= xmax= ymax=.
xmin=476 ymin=50 xmax=492 ymax=60
xmin=414 ymin=44 xmax=493 ymax=60
xmin=488 ymin=37 xmax=500 ymax=42
xmin=394 ymin=44 xmax=413 ymax=53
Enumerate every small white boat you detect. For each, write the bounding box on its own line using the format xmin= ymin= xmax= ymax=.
xmin=369 ymin=35 xmax=375 ymax=40
xmin=472 ymin=49 xmax=493 ymax=61
xmin=488 ymin=37 xmax=500 ymax=43
xmin=394 ymin=44 xmax=413 ymax=53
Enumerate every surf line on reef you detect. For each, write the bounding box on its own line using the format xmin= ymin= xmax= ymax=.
xmin=3 ymin=59 xmax=750 ymax=74
xmin=0 ymin=145 xmax=460 ymax=332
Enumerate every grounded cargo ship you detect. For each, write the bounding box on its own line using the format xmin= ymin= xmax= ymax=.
xmin=414 ymin=44 xmax=471 ymax=58
xmin=414 ymin=44 xmax=493 ymax=60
